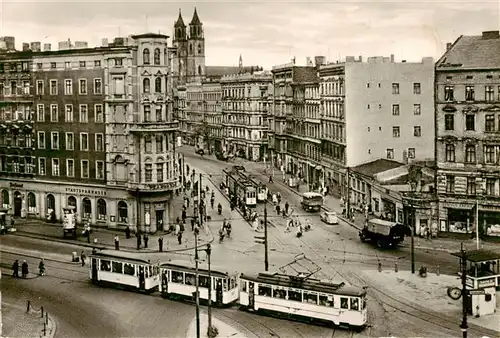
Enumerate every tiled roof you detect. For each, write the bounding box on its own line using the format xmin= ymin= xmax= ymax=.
xmin=206 ymin=66 xmax=261 ymax=78
xmin=436 ymin=32 xmax=500 ymax=69
xmin=351 ymin=159 xmax=403 ymax=178
xmin=293 ymin=67 xmax=319 ymax=83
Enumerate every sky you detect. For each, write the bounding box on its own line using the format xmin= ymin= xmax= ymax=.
xmin=1 ymin=0 xmax=499 ymax=69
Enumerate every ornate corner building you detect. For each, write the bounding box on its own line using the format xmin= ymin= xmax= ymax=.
xmin=0 ymin=33 xmax=180 ymax=233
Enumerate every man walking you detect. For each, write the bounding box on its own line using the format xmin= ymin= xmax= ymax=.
xmin=144 ymin=233 xmax=149 ymax=248
xmin=114 ymin=235 xmax=120 ymax=250
xmin=12 ymin=259 xmax=19 ymax=278
xmin=158 ymin=236 xmax=163 ymax=252
xmin=81 ymin=251 xmax=86 ymax=267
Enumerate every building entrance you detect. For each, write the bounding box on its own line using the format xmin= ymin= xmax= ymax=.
xmin=156 ymin=210 xmax=164 ymax=231
xmin=14 ymin=192 xmax=22 ymax=217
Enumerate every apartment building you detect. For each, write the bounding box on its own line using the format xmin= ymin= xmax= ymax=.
xmin=202 ymin=79 xmax=223 ymax=152
xmin=435 ymin=30 xmax=500 ymax=237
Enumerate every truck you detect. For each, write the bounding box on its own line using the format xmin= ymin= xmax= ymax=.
xmin=359 ymin=218 xmax=411 ymax=248
xmin=62 ymin=206 xmax=77 ymax=238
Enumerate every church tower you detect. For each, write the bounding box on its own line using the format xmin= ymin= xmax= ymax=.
xmin=187 ymin=7 xmax=205 ymax=83
xmin=172 ymin=9 xmax=188 ymax=85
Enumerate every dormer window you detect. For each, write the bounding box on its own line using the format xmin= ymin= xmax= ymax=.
xmin=143 ymin=48 xmax=150 ymax=65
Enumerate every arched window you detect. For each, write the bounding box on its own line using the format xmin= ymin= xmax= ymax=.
xmin=155 ymin=77 xmax=162 ymax=93
xmin=46 ymin=194 xmax=55 ymax=213
xmin=198 ymin=65 xmax=202 ymax=75
xmin=156 ymin=157 xmax=164 ymax=183
xmin=1 ymin=190 xmax=9 ymax=208
xmin=68 ymin=196 xmax=77 ymax=212
xmin=118 ymin=201 xmax=128 ymax=223
xmin=154 ymin=48 xmax=160 ymax=65
xmin=143 ymin=48 xmax=150 ymax=65
xmin=28 ymin=192 xmax=36 ymax=213
xmin=143 ymin=78 xmax=150 ymax=93
xmin=198 ymin=44 xmax=202 ymax=55
xmin=97 ymin=199 xmax=106 ymax=221
xmin=82 ymin=197 xmax=91 ymax=218
xmin=189 ymin=44 xmax=193 ymax=54
xmin=115 ymin=155 xmax=126 ymax=181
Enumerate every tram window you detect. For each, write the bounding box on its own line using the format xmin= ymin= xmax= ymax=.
xmin=124 ymin=263 xmax=135 ymax=276
xmin=319 ymin=295 xmax=334 ymax=307
xmin=258 ymin=285 xmax=272 ymax=297
xmin=273 ymin=289 xmax=286 ymax=299
xmin=241 ymin=281 xmax=247 ymax=292
xmin=172 ymin=270 xmax=184 ymax=283
xmin=112 ymin=261 xmax=123 ymax=274
xmin=350 ymin=298 xmax=359 ymax=311
xmin=185 ymin=273 xmax=196 ymax=285
xmin=304 ymin=292 xmax=318 ymax=304
xmin=199 ymin=275 xmax=210 ymax=288
xmin=153 ymin=266 xmax=159 ymax=275
xmin=362 ymin=298 xmax=367 ymax=309
xmin=340 ymin=297 xmax=349 ymax=309
xmin=223 ymin=278 xmax=228 ymax=291
xmin=229 ymin=277 xmax=236 ymax=289
xmin=100 ymin=260 xmax=111 ymax=271
xmin=288 ymin=290 xmax=302 ymax=302
xmin=148 ymin=266 xmax=153 ymax=277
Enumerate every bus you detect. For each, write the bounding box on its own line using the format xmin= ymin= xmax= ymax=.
xmin=301 ymin=192 xmax=323 ymax=212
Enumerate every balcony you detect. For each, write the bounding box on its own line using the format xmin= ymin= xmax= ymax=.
xmin=129 ymin=121 xmax=179 ymax=133
xmin=127 ymin=179 xmax=181 ymax=193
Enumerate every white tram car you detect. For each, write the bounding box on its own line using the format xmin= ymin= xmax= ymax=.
xmin=159 ymin=260 xmax=239 ymax=306
xmin=89 ymin=250 xmax=162 ymax=292
xmin=239 ymin=273 xmax=367 ymax=329
xmin=224 ymin=168 xmax=257 ymax=207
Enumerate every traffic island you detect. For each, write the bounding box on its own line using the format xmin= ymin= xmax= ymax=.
xmin=185 ymin=312 xmax=256 ymax=338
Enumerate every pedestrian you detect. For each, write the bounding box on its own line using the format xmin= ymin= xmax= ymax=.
xmin=144 ymin=233 xmax=149 ymax=248
xmin=158 ymin=236 xmax=164 ymax=252
xmin=80 ymin=251 xmax=86 ymax=267
xmin=182 ymin=209 xmax=187 ymax=222
xmin=276 ymin=204 xmax=281 ymax=215
xmin=21 ymin=260 xmax=29 ymax=278
xmin=175 ymin=222 xmax=180 ymax=236
xmin=114 ymin=234 xmax=120 ymax=250
xmin=285 ymin=221 xmax=291 ymax=233
xmin=277 ymin=193 xmax=281 ymax=204
xmin=177 ymin=231 xmax=183 ymax=245
xmin=39 ymin=259 xmax=45 ymax=276
xmin=12 ymin=259 xmax=19 ymax=278
xmin=136 ymin=232 xmax=142 ymax=250
xmin=285 ymin=202 xmax=289 ymax=215
xmin=191 ymin=218 xmax=195 ymax=231
xmin=269 ymin=175 xmax=273 ymax=183
xmin=125 ymin=226 xmax=131 ymax=239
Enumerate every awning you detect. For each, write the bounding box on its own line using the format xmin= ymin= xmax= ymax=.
xmin=444 ymin=203 xmax=473 ymax=210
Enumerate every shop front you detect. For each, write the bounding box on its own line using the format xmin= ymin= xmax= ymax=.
xmin=479 ymin=206 xmax=500 ymax=237
xmin=446 ymin=204 xmax=474 ymax=233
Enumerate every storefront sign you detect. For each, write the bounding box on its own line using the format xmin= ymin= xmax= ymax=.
xmin=477 ymin=278 xmax=496 ymax=288
xmin=10 ymin=182 xmax=23 ymax=188
xmin=65 ymin=187 xmax=107 ymax=196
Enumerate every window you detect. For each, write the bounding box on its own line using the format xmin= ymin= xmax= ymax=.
xmin=118 ymin=201 xmax=128 ymax=223
xmin=64 ymin=132 xmax=74 ymax=150
xmin=65 ymin=105 xmax=73 ymax=122
xmin=112 ymin=261 xmax=123 ymax=274
xmin=96 ymin=161 xmax=104 ymax=179
xmin=78 ymin=79 xmax=87 ymax=95
xmin=392 ymin=83 xmax=399 ymax=94
xmin=79 ymin=105 xmax=88 ymax=123
xmin=144 ymin=105 xmax=151 ymax=122
xmin=156 ymin=107 xmax=162 ymax=122
xmin=350 ymin=298 xmax=359 ymax=311
xmin=64 ymin=79 xmax=72 ymax=95
xmin=156 ymin=163 xmax=163 ymax=182
xmin=408 ymin=148 xmax=415 ymax=158
xmin=50 ymin=62 xmax=56 ymax=69
xmin=36 ymin=80 xmax=44 ymax=95
xmin=95 ymin=104 xmax=104 ymax=123
xmin=319 ymin=294 xmax=334 ymax=307
xmin=94 ymin=60 xmax=101 ymax=67
xmin=392 ymin=104 xmax=400 ymax=116
xmin=79 ymin=61 xmax=86 ymax=68
xmin=272 ymin=288 xmax=286 ymax=299
xmin=484 ymin=145 xmax=495 ymax=164
xmin=171 ymin=270 xmax=184 ymax=283
xmin=156 ymin=135 xmax=163 ymax=152
xmin=486 ymin=178 xmax=496 ymax=196
xmin=288 ymin=290 xmax=302 ymax=302
xmin=465 ymin=115 xmax=475 ymax=131
xmin=38 ymin=158 xmax=46 ymax=175
xmin=444 ymin=85 xmax=454 ymax=101
xmin=27 ymin=193 xmax=36 ymax=213
xmin=143 ymin=49 xmax=150 ymax=64
xmin=485 ymin=86 xmax=494 ymax=102
xmin=36 ymin=63 xmax=42 ymax=70
xmin=154 ymin=48 xmax=160 ymax=65
xmin=145 ymin=163 xmax=153 ymax=182
xmin=65 ymin=61 xmax=71 ymax=69
xmin=51 ymin=132 xmax=59 ymax=149
xmin=386 ymin=148 xmax=394 ymax=159
xmin=10 ymin=81 xmax=17 ymax=95
xmin=97 ymin=199 xmax=106 ymax=220
xmin=37 ymin=104 xmax=45 ymax=122
xmin=145 ymin=136 xmax=152 ymax=153
xmin=52 ymin=158 xmax=60 ymax=176
xmin=465 ymin=145 xmax=476 ymax=163
xmin=49 ymin=80 xmax=58 ymax=95
xmin=485 ymin=115 xmax=495 ymax=132
xmin=304 ymin=292 xmax=318 ymax=305
xmin=81 ymin=160 xmax=89 ymax=178
xmin=143 ymin=78 xmax=150 ymax=93
xmin=94 ymin=78 xmax=102 ymax=94
xmin=466 ymin=177 xmax=476 ymax=195
xmin=340 ymin=297 xmax=349 ymax=309
xmin=95 ymin=134 xmax=104 ymax=152
xmin=413 ymin=83 xmax=421 ymax=94
xmin=111 ymin=76 xmax=125 ymax=96
xmin=80 ymin=133 xmax=89 ymax=151
xmin=414 ymin=126 xmax=421 ymax=137
xmin=413 ymin=104 xmax=421 ymax=115
xmin=446 ymin=175 xmax=455 ymax=193
xmin=445 ymin=144 xmax=455 ymax=162
xmin=50 ymin=104 xmax=58 ymax=122
xmin=445 ymin=114 xmax=454 ymax=130
xmin=465 ymin=85 xmax=475 ymax=101
xmin=100 ymin=260 xmax=111 ymax=271
xmin=155 ymin=77 xmax=162 ymax=93
xmin=392 ymin=126 xmax=400 ymax=138
xmin=66 ymin=159 xmax=74 ymax=177
xmin=37 ymin=131 xmax=46 ymax=149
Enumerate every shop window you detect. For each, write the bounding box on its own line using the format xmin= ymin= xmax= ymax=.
xmin=273 ymin=288 xmax=287 ymax=299
xmin=171 ymin=270 xmax=184 ymax=283
xmin=2 ymin=190 xmax=9 ymax=208
xmin=68 ymin=196 xmax=77 ymax=211
xmin=82 ymin=197 xmax=91 ymax=218
xmin=97 ymin=198 xmax=106 ymax=220
xmin=124 ymin=263 xmax=135 ymax=276
xmin=112 ymin=261 xmax=123 ymax=273
xmin=258 ymin=285 xmax=272 ymax=297
xmin=350 ymin=297 xmax=359 ymax=311
xmin=340 ymin=297 xmax=349 ymax=309
xmin=28 ymin=192 xmax=36 ymax=213
xmin=118 ymin=201 xmax=128 ymax=223
xmin=100 ymin=260 xmax=111 ymax=271
xmin=288 ymin=290 xmax=302 ymax=302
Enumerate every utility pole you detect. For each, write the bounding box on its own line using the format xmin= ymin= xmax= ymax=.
xmin=346 ymin=167 xmax=350 ymax=219
xmin=194 ymin=228 xmax=200 ymax=338
xmin=411 ymin=213 xmax=415 ymax=274
xmin=460 ymin=242 xmax=468 ymax=338
xmin=199 ymin=173 xmax=203 ymax=227
xmin=254 ymin=201 xmax=269 ymax=271
xmin=205 ymin=244 xmax=213 ymax=336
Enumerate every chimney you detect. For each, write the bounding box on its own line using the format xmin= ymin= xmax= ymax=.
xmin=390 ymin=54 xmax=395 ymax=63
xmin=101 ymin=38 xmax=109 ymax=47
xmin=0 ymin=40 xmax=6 ymax=50
xmin=3 ymin=36 xmax=15 ymax=51
xmin=22 ymin=43 xmax=30 ymax=51
xmin=482 ymin=30 xmax=499 ymax=40
xmin=30 ymin=41 xmax=41 ymax=52
xmin=314 ymin=56 xmax=326 ymax=67
xmin=358 ymin=56 xmax=363 ymax=62
xmin=43 ymin=43 xmax=51 ymax=51
xmin=346 ymin=56 xmax=355 ymax=62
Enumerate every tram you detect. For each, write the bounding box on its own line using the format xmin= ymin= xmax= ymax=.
xmin=239 ymin=272 xmax=367 ymax=329
xmin=89 ymin=250 xmax=162 ymax=292
xmin=223 ymin=168 xmax=257 ymax=206
xmin=159 ymin=260 xmax=239 ymax=306
xmin=237 ymin=171 xmax=268 ymax=203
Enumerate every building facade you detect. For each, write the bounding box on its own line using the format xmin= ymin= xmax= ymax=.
xmin=435 ymin=30 xmax=500 ymax=236
xmin=221 ymin=72 xmax=272 ymax=161
xmin=0 ymin=34 xmax=180 ymax=233
xmin=202 ymin=79 xmax=223 ymax=152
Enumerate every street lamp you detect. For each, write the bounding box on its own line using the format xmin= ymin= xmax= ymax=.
xmin=194 ymin=228 xmax=200 ymax=338
xmin=204 ymin=244 xmax=216 ymax=337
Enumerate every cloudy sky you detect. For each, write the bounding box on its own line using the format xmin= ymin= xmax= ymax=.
xmin=1 ymin=0 xmax=499 ymax=69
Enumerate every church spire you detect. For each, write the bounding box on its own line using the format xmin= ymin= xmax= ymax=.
xmin=175 ymin=8 xmax=185 ymax=27
xmin=190 ymin=7 xmax=201 ymax=25
xmin=239 ymin=54 xmax=243 ymax=68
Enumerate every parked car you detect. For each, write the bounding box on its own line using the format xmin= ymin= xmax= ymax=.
xmin=195 ymin=148 xmax=205 ymax=155
xmin=320 ymin=211 xmax=338 ymax=225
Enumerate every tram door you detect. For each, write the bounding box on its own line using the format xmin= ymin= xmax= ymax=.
xmin=91 ymin=258 xmax=98 ymax=283
xmin=161 ymin=270 xmax=168 ymax=294
xmin=248 ymin=282 xmax=255 ymax=309
xmin=139 ymin=266 xmax=146 ymax=290
xmin=216 ymin=279 xmax=223 ymax=305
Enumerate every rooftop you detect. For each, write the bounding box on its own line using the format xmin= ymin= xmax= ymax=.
xmin=351 ymin=159 xmax=404 ymax=178
xmin=436 ymin=31 xmax=500 ymax=69
xmin=451 ymin=249 xmax=500 ymax=263
xmin=205 ymin=65 xmax=262 ymax=78
xmin=130 ymin=33 xmax=169 ymax=39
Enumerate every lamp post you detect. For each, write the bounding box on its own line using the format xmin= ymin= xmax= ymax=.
xmin=460 ymin=242 xmax=468 ymax=338
xmin=205 ymin=244 xmax=214 ymax=337
xmin=194 ymin=228 xmax=200 ymax=338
